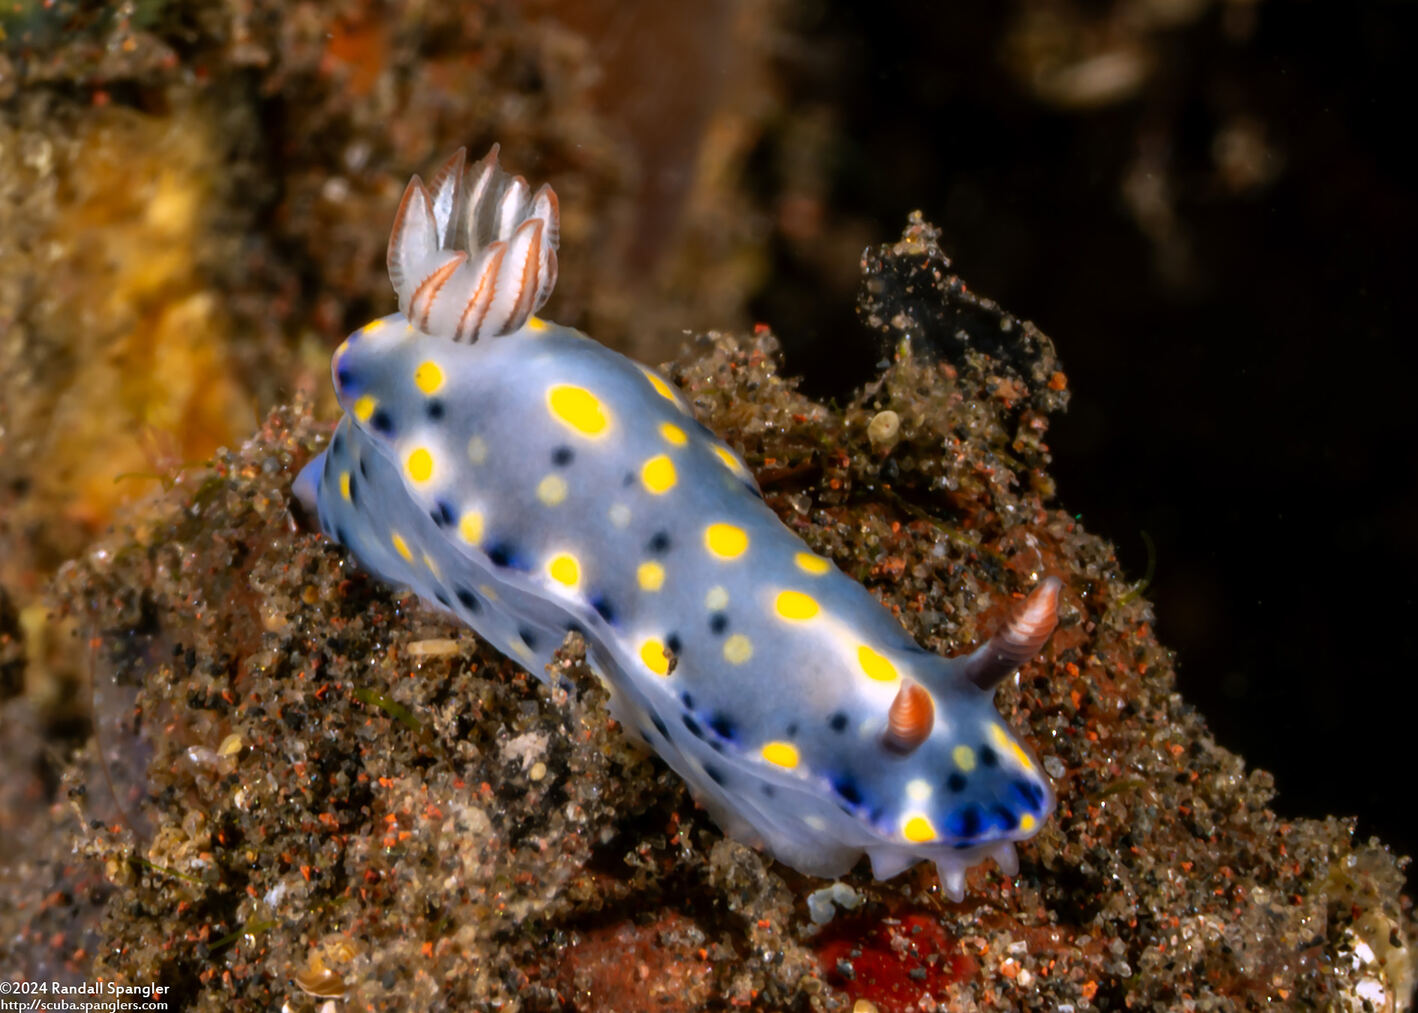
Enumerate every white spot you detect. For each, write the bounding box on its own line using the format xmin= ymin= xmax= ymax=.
xmin=905 ymin=778 xmax=932 ymax=803
xmin=608 ymin=503 xmax=631 ymax=528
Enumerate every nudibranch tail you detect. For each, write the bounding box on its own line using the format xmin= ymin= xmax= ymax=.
xmin=963 ymin=576 xmax=1063 ymax=691
xmin=387 ymin=144 xmax=560 ymax=343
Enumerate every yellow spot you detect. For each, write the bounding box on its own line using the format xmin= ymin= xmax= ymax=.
xmin=526 ymin=316 xmax=548 ymax=332
xmin=1018 ymin=813 xmax=1037 ymax=832
xmin=422 ymin=553 xmax=441 ymax=579
xmin=952 ymin=745 xmax=977 ymax=772
xmin=391 ymin=532 xmax=413 ymax=562
xmin=723 ymin=634 xmax=753 ymax=665
xmin=659 ymin=422 xmax=687 ymax=446
xmin=640 ymin=638 xmax=671 ymax=676
xmin=339 ymin=472 xmax=352 ymax=502
xmin=478 ymin=584 xmax=499 ymax=602
xmin=547 ymin=384 xmax=609 ymax=437
xmin=705 ymin=585 xmax=729 ymax=610
xmin=761 ymin=742 xmax=799 ymax=769
xmin=467 ymin=435 xmax=488 ymax=464
xmin=637 ymin=561 xmax=665 ymax=592
xmin=362 ymin=319 xmax=386 ymax=335
xmin=774 ymin=590 xmax=819 ymax=621
xmin=537 ymin=474 xmax=568 ymax=506
xmin=903 ymin=815 xmax=938 ymax=843
xmin=458 ymin=511 xmax=484 ymax=545
xmin=548 ymin=553 xmax=580 ymax=587
xmin=705 ymin=523 xmax=748 ymax=559
xmin=642 ymin=368 xmax=678 ymax=404
xmin=713 ymin=445 xmax=745 ymax=474
xmin=641 ymin=454 xmax=677 ymax=494
xmin=414 ymin=360 xmax=444 ymax=395
xmin=857 ymin=645 xmax=898 ymax=682
xmin=989 ymin=722 xmax=1036 ymax=771
xmin=794 ymin=552 xmax=831 ymax=575
xmin=353 ymin=395 xmax=376 ymax=422
xmin=406 ymin=447 xmax=434 ymax=484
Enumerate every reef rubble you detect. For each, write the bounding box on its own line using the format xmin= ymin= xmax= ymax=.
xmin=1 ymin=217 xmax=1412 ymax=1012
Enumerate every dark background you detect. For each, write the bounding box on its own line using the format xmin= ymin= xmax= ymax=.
xmin=751 ymin=1 xmax=1417 ymax=866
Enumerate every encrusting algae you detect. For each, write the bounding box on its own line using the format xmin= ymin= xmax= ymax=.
xmin=0 ymin=216 xmax=1412 ymax=1011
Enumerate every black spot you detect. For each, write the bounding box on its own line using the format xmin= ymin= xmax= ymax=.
xmin=980 ymin=745 xmax=999 ymax=767
xmin=647 ymin=531 xmax=671 ymax=554
xmin=347 ymin=472 xmax=360 ymax=507
xmin=591 ymin=595 xmax=616 ymax=624
xmin=371 ymin=409 xmax=394 ymax=435
xmin=434 ymin=590 xmax=452 ymax=608
xmin=785 ymin=722 xmax=799 ymax=738
xmin=709 ymin=612 xmax=729 ymax=634
xmin=331 ymin=432 xmax=344 ymax=455
xmin=703 ymin=763 xmax=727 ymax=786
xmin=455 ymin=588 xmax=480 ymax=613
xmin=334 ymin=526 xmax=350 ymax=545
xmin=517 ymin=627 xmax=539 ymax=651
xmin=947 ymin=804 xmax=982 ymax=839
xmin=425 ymin=399 xmax=445 ymax=421
xmin=991 ymin=805 xmax=1018 ymax=832
xmin=551 ymin=445 xmax=574 ymax=466
xmin=486 ymin=542 xmax=524 ymax=570
xmin=708 ymin=713 xmax=737 ymax=740
xmin=665 ymin=632 xmax=682 ymax=654
xmin=622 ymin=471 xmax=636 ymax=487
xmin=358 ymin=457 xmax=368 ymax=480
xmin=832 ymin=774 xmax=863 ymax=807
xmin=682 ymin=714 xmax=704 ymax=739
xmin=1010 ymin=778 xmax=1044 ymax=810
xmin=827 ymin=711 xmax=849 ymax=733
xmin=432 ymin=500 xmax=456 ymax=528
xmin=946 ymin=772 xmax=967 ymax=793
xmin=742 ymin=480 xmax=763 ymax=499
xmin=680 ymin=691 xmax=695 ymax=709
xmin=651 ymin=714 xmax=669 ymax=739
xmin=760 ymin=784 xmax=776 ymax=798
xmin=336 ymin=366 xmax=355 ymax=389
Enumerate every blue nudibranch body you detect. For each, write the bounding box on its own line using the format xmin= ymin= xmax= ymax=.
xmin=295 ymin=146 xmax=1060 ymax=899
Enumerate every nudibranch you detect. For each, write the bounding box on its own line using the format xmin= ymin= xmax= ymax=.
xmin=294 ymin=145 xmax=1061 ymax=900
